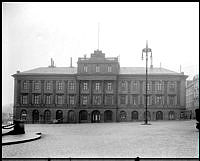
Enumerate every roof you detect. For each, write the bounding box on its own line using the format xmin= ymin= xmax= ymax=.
xmin=120 ymin=67 xmax=182 ymax=75
xmin=13 ymin=66 xmax=184 ymax=76
xmin=15 ymin=67 xmax=77 ymax=75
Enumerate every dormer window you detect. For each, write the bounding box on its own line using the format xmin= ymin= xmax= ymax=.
xmin=96 ymin=65 xmax=100 ymax=72
xmin=83 ymin=65 xmax=88 ymax=72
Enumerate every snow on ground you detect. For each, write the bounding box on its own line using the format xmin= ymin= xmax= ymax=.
xmin=2 ymin=120 xmax=199 ymax=158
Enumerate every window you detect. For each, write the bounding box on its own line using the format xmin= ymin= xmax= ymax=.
xmin=147 ymin=82 xmax=151 ymax=91
xmin=107 ymin=82 xmax=112 ymax=91
xmin=95 ymin=82 xmax=100 ymax=91
xmin=58 ymin=82 xmax=63 ymax=90
xmin=169 ymin=96 xmax=175 ymax=105
xmin=69 ymin=96 xmax=75 ymax=105
xmin=82 ymin=96 xmax=88 ymax=105
xmin=106 ymin=95 xmax=113 ymax=105
xmin=83 ymin=82 xmax=88 ymax=91
xmin=156 ymin=96 xmax=162 ymax=105
xmin=93 ymin=95 xmax=101 ymax=105
xmin=46 ymin=81 xmax=51 ymax=90
xmin=120 ymin=95 xmax=126 ymax=104
xmin=57 ymin=95 xmax=63 ymax=105
xmin=108 ymin=65 xmax=112 ymax=72
xmin=133 ymin=82 xmax=138 ymax=91
xmin=155 ymin=81 xmax=162 ymax=91
xmin=96 ymin=65 xmax=100 ymax=72
xmin=34 ymin=95 xmax=40 ymax=104
xmin=46 ymin=95 xmax=51 ymax=105
xmin=121 ymin=81 xmax=126 ymax=90
xmin=132 ymin=95 xmax=138 ymax=105
xmin=34 ymin=81 xmax=40 ymax=90
xmin=83 ymin=65 xmax=88 ymax=72
xmin=23 ymin=81 xmax=28 ymax=90
xmin=169 ymin=82 xmax=175 ymax=92
xmin=22 ymin=95 xmax=28 ymax=104
xmin=144 ymin=95 xmax=151 ymax=105
xmin=69 ymin=82 xmax=75 ymax=91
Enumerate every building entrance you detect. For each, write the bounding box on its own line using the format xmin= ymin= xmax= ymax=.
xmin=91 ymin=110 xmax=101 ymax=123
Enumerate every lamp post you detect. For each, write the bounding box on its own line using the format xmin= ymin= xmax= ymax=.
xmin=142 ymin=41 xmax=152 ymax=125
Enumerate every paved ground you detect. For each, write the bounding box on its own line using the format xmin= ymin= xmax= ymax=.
xmin=2 ymin=120 xmax=199 ymax=158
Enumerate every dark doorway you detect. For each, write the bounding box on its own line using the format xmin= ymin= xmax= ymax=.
xmin=44 ymin=110 xmax=51 ymax=123
xmin=104 ymin=110 xmax=112 ymax=122
xmin=79 ymin=110 xmax=88 ymax=123
xmin=156 ymin=111 xmax=163 ymax=120
xmin=32 ymin=110 xmax=39 ymax=124
xmin=68 ymin=110 xmax=76 ymax=123
xmin=132 ymin=111 xmax=138 ymax=120
xmin=91 ymin=110 xmax=101 ymax=123
xmin=56 ymin=110 xmax=63 ymax=123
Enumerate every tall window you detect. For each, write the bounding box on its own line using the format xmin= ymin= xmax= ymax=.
xmin=96 ymin=65 xmax=100 ymax=72
xmin=156 ymin=96 xmax=162 ymax=105
xmin=46 ymin=95 xmax=51 ymax=105
xmin=34 ymin=81 xmax=40 ymax=90
xmin=169 ymin=96 xmax=175 ymax=105
xmin=93 ymin=95 xmax=101 ymax=105
xmin=22 ymin=95 xmax=28 ymax=104
xmin=83 ymin=65 xmax=88 ymax=72
xmin=156 ymin=81 xmax=162 ymax=91
xmin=108 ymin=65 xmax=112 ymax=72
xmin=120 ymin=95 xmax=126 ymax=104
xmin=121 ymin=81 xmax=126 ymax=90
xmin=83 ymin=82 xmax=88 ymax=91
xmin=34 ymin=95 xmax=40 ymax=104
xmin=58 ymin=82 xmax=63 ymax=90
xmin=132 ymin=95 xmax=138 ymax=105
xmin=46 ymin=81 xmax=51 ymax=90
xmin=57 ymin=95 xmax=63 ymax=105
xmin=106 ymin=95 xmax=113 ymax=105
xmin=69 ymin=82 xmax=75 ymax=91
xmin=107 ymin=82 xmax=112 ymax=91
xmin=133 ymin=82 xmax=138 ymax=91
xmin=147 ymin=82 xmax=151 ymax=91
xmin=23 ymin=81 xmax=28 ymax=90
xmin=95 ymin=82 xmax=100 ymax=91
xmin=169 ymin=82 xmax=175 ymax=92
xmin=69 ymin=96 xmax=75 ymax=105
xmin=82 ymin=96 xmax=88 ymax=105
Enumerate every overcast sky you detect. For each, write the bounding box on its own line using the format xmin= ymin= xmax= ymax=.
xmin=2 ymin=2 xmax=199 ymax=106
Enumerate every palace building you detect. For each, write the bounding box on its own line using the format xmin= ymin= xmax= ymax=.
xmin=12 ymin=49 xmax=188 ymax=123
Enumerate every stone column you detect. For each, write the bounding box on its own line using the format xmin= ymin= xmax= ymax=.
xmin=53 ymin=80 xmax=56 ymax=105
xmin=41 ymin=80 xmax=44 ymax=105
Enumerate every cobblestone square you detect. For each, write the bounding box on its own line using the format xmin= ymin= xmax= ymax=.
xmin=2 ymin=120 xmax=199 ymax=158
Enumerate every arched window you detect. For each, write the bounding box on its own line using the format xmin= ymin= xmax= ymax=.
xmin=68 ymin=110 xmax=76 ymax=123
xmin=56 ymin=110 xmax=63 ymax=123
xmin=79 ymin=110 xmax=88 ymax=122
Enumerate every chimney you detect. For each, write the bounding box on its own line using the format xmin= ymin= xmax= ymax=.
xmin=150 ymin=52 xmax=153 ymax=68
xmin=84 ymin=54 xmax=86 ymax=59
xmin=70 ymin=57 xmax=72 ymax=67
xmin=16 ymin=71 xmax=20 ymax=73
xmin=51 ymin=58 xmax=53 ymax=67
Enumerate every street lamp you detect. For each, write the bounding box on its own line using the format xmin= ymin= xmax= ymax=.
xmin=142 ymin=40 xmax=152 ymax=125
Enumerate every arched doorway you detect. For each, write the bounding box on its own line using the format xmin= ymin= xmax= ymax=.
xmin=79 ymin=110 xmax=88 ymax=123
xmin=104 ymin=110 xmax=112 ymax=122
xmin=44 ymin=110 xmax=51 ymax=123
xmin=120 ymin=111 xmax=127 ymax=121
xmin=169 ymin=111 xmax=175 ymax=120
xmin=68 ymin=110 xmax=76 ymax=123
xmin=20 ymin=110 xmax=27 ymax=121
xmin=56 ymin=110 xmax=63 ymax=123
xmin=91 ymin=110 xmax=101 ymax=123
xmin=144 ymin=111 xmax=151 ymax=121
xmin=156 ymin=111 xmax=163 ymax=120
xmin=132 ymin=111 xmax=138 ymax=120
xmin=32 ymin=110 xmax=39 ymax=124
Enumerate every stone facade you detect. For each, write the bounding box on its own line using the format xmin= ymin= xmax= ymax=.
xmin=12 ymin=50 xmax=188 ymax=123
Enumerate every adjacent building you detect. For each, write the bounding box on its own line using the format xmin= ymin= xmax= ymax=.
xmin=186 ymin=74 xmax=199 ymax=119
xmin=12 ymin=49 xmax=188 ymax=123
